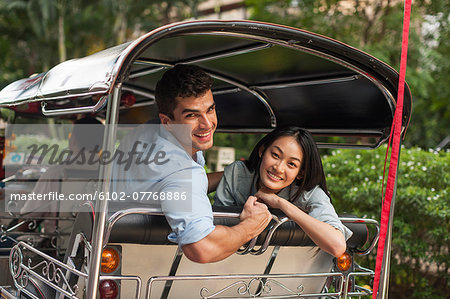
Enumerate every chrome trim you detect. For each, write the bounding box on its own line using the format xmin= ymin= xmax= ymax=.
xmin=129 ymin=43 xmax=271 ymax=79
xmin=86 ymin=85 xmax=122 ymax=299
xmin=99 ymin=275 xmax=142 ymax=299
xmin=9 ymin=241 xmax=88 ymax=299
xmin=236 ymin=236 xmax=258 ymax=255
xmin=256 ymin=75 xmax=360 ymax=90
xmin=378 ymin=157 xmax=400 ymax=299
xmin=211 ymin=87 xmax=241 ymax=95
xmin=344 ymin=271 xmax=374 ymax=299
xmin=264 ymin=246 xmax=280 ymax=274
xmin=207 ymin=71 xmax=277 ymax=128
xmin=178 ymin=43 xmax=272 ymax=65
xmin=145 ymin=272 xmax=344 ymax=299
xmin=161 ymin=248 xmax=183 ymax=299
xmin=254 ymin=246 xmax=281 ymax=295
xmin=128 ymin=64 xmax=171 ymax=79
xmin=103 ymin=208 xmax=164 ymax=248
xmin=316 ymin=137 xmax=387 ymax=150
xmin=122 ymin=85 xmax=155 ymax=99
xmin=0 ymin=90 xmax=109 ymax=108
xmin=250 ymin=216 xmax=289 ymax=255
xmin=41 ymin=95 xmax=108 ymax=116
xmin=340 ymin=218 xmax=380 ymax=256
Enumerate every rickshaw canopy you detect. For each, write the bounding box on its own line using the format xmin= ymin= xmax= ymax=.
xmin=0 ymin=20 xmax=412 ymax=148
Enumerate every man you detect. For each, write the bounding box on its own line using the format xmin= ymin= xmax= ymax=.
xmin=112 ymin=64 xmax=271 ymax=263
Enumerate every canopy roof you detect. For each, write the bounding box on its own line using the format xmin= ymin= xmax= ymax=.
xmin=0 ymin=20 xmax=412 ymax=148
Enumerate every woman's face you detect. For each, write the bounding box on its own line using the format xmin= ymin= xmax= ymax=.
xmin=259 ymin=136 xmax=303 ymax=193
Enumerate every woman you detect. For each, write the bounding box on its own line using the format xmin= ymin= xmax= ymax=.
xmin=213 ymin=127 xmax=351 ymax=257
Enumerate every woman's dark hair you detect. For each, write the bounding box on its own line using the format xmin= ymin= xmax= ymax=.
xmin=246 ymin=126 xmax=330 ymax=201
xmin=155 ymin=64 xmax=213 ymax=119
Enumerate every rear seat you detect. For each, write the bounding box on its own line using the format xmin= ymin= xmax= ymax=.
xmin=105 ymin=206 xmax=368 ymax=249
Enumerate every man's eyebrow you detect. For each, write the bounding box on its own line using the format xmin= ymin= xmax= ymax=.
xmin=181 ymin=108 xmax=200 ymax=114
xmin=273 ymin=145 xmax=301 ymax=162
xmin=181 ymin=103 xmax=216 ymax=115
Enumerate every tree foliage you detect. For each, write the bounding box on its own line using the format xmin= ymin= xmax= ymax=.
xmin=0 ymin=0 xmax=203 ymax=88
xmin=323 ymin=146 xmax=449 ymax=298
xmin=245 ymin=0 xmax=449 ymax=148
xmin=0 ymin=0 xmax=447 ymax=148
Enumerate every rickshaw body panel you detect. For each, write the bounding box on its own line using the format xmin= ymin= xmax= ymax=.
xmin=0 ymin=20 xmax=411 ymax=299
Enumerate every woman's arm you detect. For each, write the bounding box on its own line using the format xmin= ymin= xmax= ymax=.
xmin=255 ymin=190 xmax=346 ymax=257
xmin=207 ymin=171 xmax=224 ymax=193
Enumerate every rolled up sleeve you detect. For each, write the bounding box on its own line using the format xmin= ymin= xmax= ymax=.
xmin=161 ymin=164 xmax=215 ymax=247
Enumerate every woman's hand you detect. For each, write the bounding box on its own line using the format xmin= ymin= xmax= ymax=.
xmin=255 ymin=188 xmax=282 ymax=209
xmin=256 ymin=187 xmax=346 ymax=257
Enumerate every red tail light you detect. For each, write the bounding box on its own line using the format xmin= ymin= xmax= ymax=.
xmin=99 ymin=279 xmax=118 ymax=299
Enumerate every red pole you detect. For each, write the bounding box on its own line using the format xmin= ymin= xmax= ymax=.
xmin=372 ymin=0 xmax=412 ymax=298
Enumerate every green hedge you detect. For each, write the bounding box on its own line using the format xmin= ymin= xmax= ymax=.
xmin=322 ymin=146 xmax=449 ymax=298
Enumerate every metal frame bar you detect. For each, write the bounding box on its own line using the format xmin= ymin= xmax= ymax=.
xmin=343 ymin=271 xmax=374 ymax=299
xmin=85 ymin=84 xmax=122 ymax=299
xmin=377 ymin=143 xmax=402 ymax=299
xmin=160 ymin=248 xmax=184 ymax=299
xmin=256 ymin=75 xmax=360 ymax=90
xmin=339 ymin=218 xmax=380 ymax=256
xmin=248 ymin=217 xmax=289 ymax=255
xmin=41 ymin=95 xmax=108 ymax=116
xmin=129 ymin=42 xmax=271 ymax=79
xmin=207 ymin=71 xmax=277 ymax=128
xmin=122 ymin=84 xmax=155 ymax=100
xmin=146 ymin=272 xmax=345 ymax=299
xmin=9 ymin=241 xmax=88 ymax=299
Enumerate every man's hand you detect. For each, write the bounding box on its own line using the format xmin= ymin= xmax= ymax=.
xmin=182 ymin=196 xmax=271 ymax=263
xmin=239 ymin=196 xmax=272 ymax=238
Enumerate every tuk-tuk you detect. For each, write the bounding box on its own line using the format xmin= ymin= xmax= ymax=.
xmin=0 ymin=20 xmax=411 ymax=298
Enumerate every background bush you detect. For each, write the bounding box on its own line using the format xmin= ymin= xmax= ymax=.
xmin=322 ymin=146 xmax=449 ymax=298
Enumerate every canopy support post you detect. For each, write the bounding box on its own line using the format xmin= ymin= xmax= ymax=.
xmin=377 ymin=143 xmax=401 ymax=299
xmin=86 ymin=84 xmax=122 ymax=299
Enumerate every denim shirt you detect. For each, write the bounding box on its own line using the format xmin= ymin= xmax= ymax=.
xmin=111 ymin=124 xmax=215 ymax=246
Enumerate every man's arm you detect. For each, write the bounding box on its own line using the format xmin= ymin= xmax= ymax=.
xmin=206 ymin=171 xmax=224 ymax=194
xmin=181 ymin=196 xmax=271 ymax=263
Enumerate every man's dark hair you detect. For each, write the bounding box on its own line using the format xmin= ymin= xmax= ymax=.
xmin=155 ymin=64 xmax=213 ymax=118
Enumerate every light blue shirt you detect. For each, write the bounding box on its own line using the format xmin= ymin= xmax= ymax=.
xmin=214 ymin=161 xmax=352 ymax=240
xmin=111 ymin=124 xmax=215 ymax=246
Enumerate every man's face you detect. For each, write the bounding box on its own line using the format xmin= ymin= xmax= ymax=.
xmin=160 ymin=90 xmax=217 ymax=155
